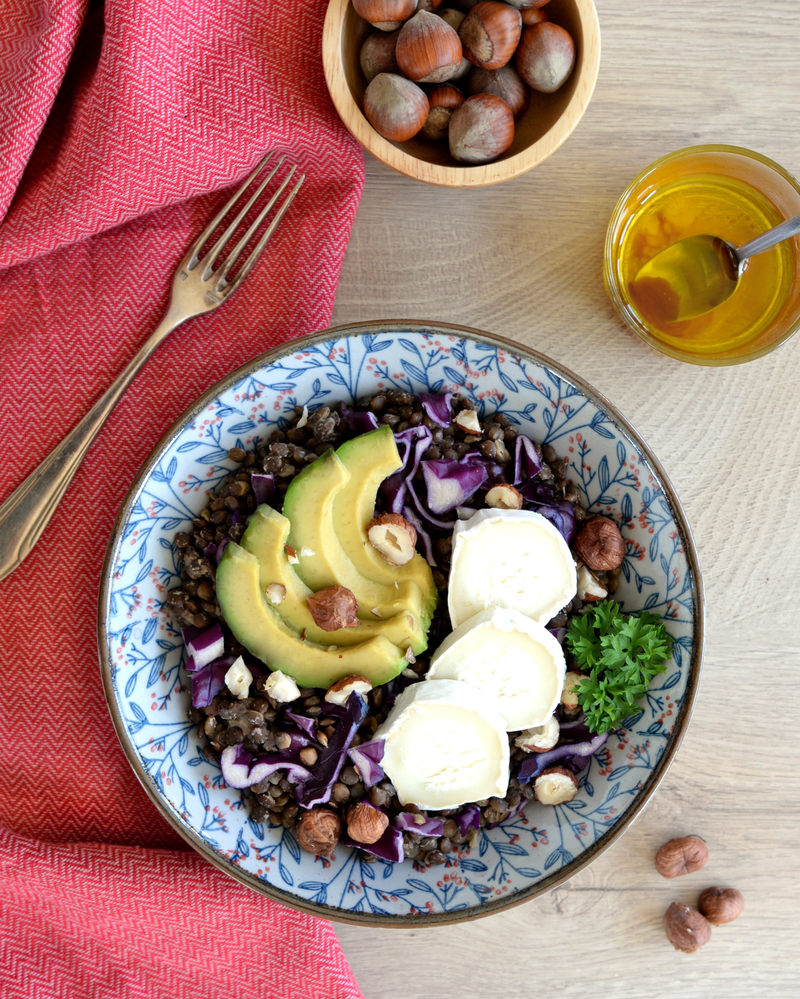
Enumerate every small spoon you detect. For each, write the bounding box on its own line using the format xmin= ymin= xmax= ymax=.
xmin=628 ymin=211 xmax=800 ymax=325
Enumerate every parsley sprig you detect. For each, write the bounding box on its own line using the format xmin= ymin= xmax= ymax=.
xmin=566 ymin=601 xmax=673 ymax=734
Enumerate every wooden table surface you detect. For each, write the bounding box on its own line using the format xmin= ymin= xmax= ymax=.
xmin=328 ymin=1 xmax=800 ymax=995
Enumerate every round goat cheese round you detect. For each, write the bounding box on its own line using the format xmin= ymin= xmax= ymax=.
xmin=374 ymin=679 xmax=509 ymax=810
xmin=426 ymin=607 xmax=566 ymax=731
xmin=447 ymin=508 xmax=577 ymax=629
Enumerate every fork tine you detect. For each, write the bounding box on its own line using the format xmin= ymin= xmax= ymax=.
xmin=199 ymin=155 xmax=289 ymax=278
xmin=178 ymin=151 xmax=277 ymax=272
xmin=216 ymin=168 xmax=305 ymax=293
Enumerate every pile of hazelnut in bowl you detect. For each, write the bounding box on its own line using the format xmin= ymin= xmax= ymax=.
xmin=354 ymin=0 xmax=577 ymax=165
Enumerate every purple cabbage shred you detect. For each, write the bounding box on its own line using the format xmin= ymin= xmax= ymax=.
xmin=517 ymin=731 xmax=609 ymax=784
xmin=347 ymin=739 xmax=385 ymax=788
xmin=513 ymin=434 xmax=544 ymax=484
xmin=419 ymin=391 xmax=453 ymax=428
xmin=340 ymin=405 xmax=380 ymax=434
xmin=393 ymin=813 xmax=444 ymax=836
xmin=251 ymin=473 xmax=276 ymax=508
xmin=295 ymin=692 xmax=368 ymax=808
xmin=220 ymin=745 xmax=312 ymax=790
xmin=456 ymin=804 xmax=480 ymax=836
xmin=421 ymin=458 xmax=488 ymax=514
xmin=340 ymin=824 xmax=404 ymax=864
xmin=190 ymin=656 xmax=235 ymax=708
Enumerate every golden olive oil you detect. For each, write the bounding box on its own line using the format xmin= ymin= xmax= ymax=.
xmin=617 ymin=174 xmax=793 ymax=355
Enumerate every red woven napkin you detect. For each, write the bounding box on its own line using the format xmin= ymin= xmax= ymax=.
xmin=0 ymin=0 xmax=365 ymax=994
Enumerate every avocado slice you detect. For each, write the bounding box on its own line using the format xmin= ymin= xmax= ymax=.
xmin=216 ymin=543 xmax=408 ymax=688
xmin=282 ymin=449 xmax=426 ymax=623
xmin=240 ymin=505 xmax=428 ymax=653
xmin=333 ymin=426 xmax=438 ymax=628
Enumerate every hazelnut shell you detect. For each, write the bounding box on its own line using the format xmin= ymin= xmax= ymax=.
xmin=347 ymin=801 xmax=390 ymax=844
xmin=467 ymin=63 xmax=530 ymax=120
xmin=353 ymin=0 xmax=417 ymax=32
xmin=449 ymin=92 xmax=514 ymax=164
xmin=459 ymin=0 xmax=522 ymax=70
xmin=396 ymin=10 xmax=463 ymax=84
xmin=296 ymin=809 xmax=342 ymax=858
xmin=363 ymin=73 xmax=430 ymax=142
xmin=515 ymin=21 xmax=576 ymax=93
xmin=360 ymin=29 xmax=401 ymax=83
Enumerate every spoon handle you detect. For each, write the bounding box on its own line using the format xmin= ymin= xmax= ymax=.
xmin=736 ymin=211 xmax=800 ymax=261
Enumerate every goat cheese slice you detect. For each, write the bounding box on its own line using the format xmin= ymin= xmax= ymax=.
xmin=427 ymin=607 xmax=566 ymax=731
xmin=374 ymin=679 xmax=509 ymax=810
xmin=448 ymin=508 xmax=577 ymax=629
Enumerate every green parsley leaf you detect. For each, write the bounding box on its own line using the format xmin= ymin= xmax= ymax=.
xmin=565 ymin=601 xmax=674 ymax=734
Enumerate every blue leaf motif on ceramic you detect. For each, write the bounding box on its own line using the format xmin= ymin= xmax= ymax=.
xmin=102 ymin=327 xmax=698 ymax=920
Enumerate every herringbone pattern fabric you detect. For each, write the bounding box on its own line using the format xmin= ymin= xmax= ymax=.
xmin=0 ymin=829 xmax=363 ymax=998
xmin=0 ymin=0 xmax=365 ymax=993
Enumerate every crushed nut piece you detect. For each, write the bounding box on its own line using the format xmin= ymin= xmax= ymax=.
xmin=307 ymin=585 xmax=360 ymax=632
xmin=265 ymin=583 xmax=286 ymax=604
xmin=370 ymin=607 xmax=382 ymax=618
xmin=325 ymin=675 xmax=373 ymax=706
xmin=224 ymin=656 xmax=253 ymax=699
xmin=300 ymin=546 xmax=315 ymax=558
xmin=454 ymin=410 xmax=482 ymax=434
xmin=485 ymin=483 xmax=523 ymax=510
xmin=404 ymin=646 xmax=416 ymax=664
xmin=515 ymin=716 xmax=560 ymax=753
xmin=560 ymin=671 xmax=584 ymax=712
xmin=262 ymin=670 xmax=301 ymax=703
xmin=534 ymin=767 xmax=579 ymax=805
xmin=576 ymin=564 xmax=608 ymax=602
xmin=296 ymin=405 xmax=309 ymax=429
xmin=367 ymin=513 xmax=417 ymax=566
xmin=284 ymin=544 xmax=299 ymax=565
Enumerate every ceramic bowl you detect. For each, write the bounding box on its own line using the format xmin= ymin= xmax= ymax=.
xmin=99 ymin=321 xmax=703 ymax=925
xmin=321 ymin=0 xmax=601 ymax=188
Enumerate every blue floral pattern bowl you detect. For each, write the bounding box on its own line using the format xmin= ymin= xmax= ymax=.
xmin=99 ymin=321 xmax=704 ymax=925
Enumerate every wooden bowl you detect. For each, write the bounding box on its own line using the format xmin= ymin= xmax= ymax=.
xmin=322 ymin=0 xmax=601 ymax=188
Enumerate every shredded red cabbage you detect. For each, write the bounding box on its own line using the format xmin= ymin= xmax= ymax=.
xmin=190 ymin=657 xmax=235 ymax=708
xmin=460 ymin=451 xmax=507 ymax=487
xmin=347 ymin=739 xmax=385 ymax=787
xmin=419 ymin=391 xmax=453 ymax=428
xmin=456 ymin=804 xmax=480 ymax=836
xmin=340 ymin=405 xmax=380 ymax=434
xmin=513 ymin=434 xmax=544 ymax=484
xmin=296 ymin=692 xmax=368 ymax=808
xmin=381 ymin=670 xmax=419 ymax=707
xmin=251 ymin=473 xmax=276 ymax=508
xmin=394 ymin=813 xmax=444 ymax=836
xmin=421 ymin=459 xmax=487 ymax=514
xmin=402 ymin=504 xmax=437 ymax=566
xmin=283 ymin=709 xmax=318 ymax=739
xmin=548 ymin=627 xmax=567 ymax=644
xmin=517 ymin=731 xmax=608 ymax=784
xmin=340 ymin=824 xmax=405 ymax=863
xmin=379 ymin=425 xmax=432 ymax=513
xmin=406 ymin=479 xmax=457 ymax=532
xmin=185 ymin=621 xmax=225 ymax=669
xmin=220 ymin=745 xmax=312 ymax=790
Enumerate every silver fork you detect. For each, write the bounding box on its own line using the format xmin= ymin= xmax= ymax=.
xmin=0 ymin=152 xmax=304 ymax=583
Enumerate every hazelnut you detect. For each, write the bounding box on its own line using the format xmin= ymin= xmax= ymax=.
xmin=515 ymin=21 xmax=576 ymax=93
xmin=265 ymin=582 xmax=286 ymax=604
xmin=449 ymin=92 xmax=514 ymax=164
xmin=307 ymin=585 xmax=360 ymax=632
xmin=533 ymin=766 xmax=578 ymax=805
xmin=417 ymin=0 xmax=444 ymax=9
xmin=396 ymin=10 xmax=463 ymax=83
xmin=520 ymin=6 xmax=548 ymax=26
xmin=422 ymin=82 xmax=465 ymax=140
xmin=576 ymin=563 xmax=607 ymax=602
xmin=698 ymin=887 xmax=744 ymax=925
xmin=353 ymin=0 xmax=417 ymax=32
xmin=502 ymin=0 xmax=550 ymax=8
xmin=296 ymin=808 xmax=341 ymax=857
xmin=514 ymin=715 xmax=559 ymax=752
xmin=654 ymin=836 xmax=709 ymax=878
xmin=347 ymin=801 xmax=390 ymax=844
xmin=367 ymin=512 xmax=418 ymax=565
xmin=360 ymin=29 xmax=400 ymax=83
xmin=663 ymin=902 xmax=712 ymax=954
xmin=485 ymin=483 xmax=523 ymax=510
xmin=364 ymin=73 xmax=430 ymax=141
xmin=573 ymin=517 xmax=626 ymax=571
xmin=437 ymin=8 xmax=472 ymax=78
xmin=560 ymin=670 xmax=584 ymax=712
xmin=325 ymin=674 xmax=373 ymax=706
xmin=467 ymin=63 xmax=530 ymax=120
xmin=459 ymin=0 xmax=521 ymax=70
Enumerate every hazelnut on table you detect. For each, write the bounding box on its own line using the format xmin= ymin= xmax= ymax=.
xmin=654 ymin=835 xmax=709 ymax=878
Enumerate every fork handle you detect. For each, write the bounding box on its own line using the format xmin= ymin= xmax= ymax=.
xmin=0 ymin=306 xmax=184 ymax=583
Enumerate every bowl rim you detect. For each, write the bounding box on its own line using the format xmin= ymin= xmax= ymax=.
xmin=98 ymin=319 xmax=705 ymax=926
xmin=321 ymin=0 xmax=602 ymax=188
xmin=603 ymin=142 xmax=800 ymax=366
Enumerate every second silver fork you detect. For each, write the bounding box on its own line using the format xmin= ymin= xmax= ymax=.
xmin=0 ymin=152 xmax=304 ymax=583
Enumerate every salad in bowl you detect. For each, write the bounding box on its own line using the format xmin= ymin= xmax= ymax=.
xmin=99 ymin=322 xmax=703 ymax=924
